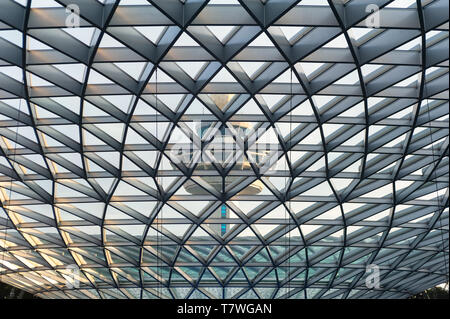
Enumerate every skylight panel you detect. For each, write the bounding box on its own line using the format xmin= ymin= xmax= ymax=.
xmin=342 ymin=131 xmax=365 ymax=146
xmin=34 ymin=105 xmax=58 ymax=118
xmin=0 ymin=66 xmax=23 ymax=83
xmin=210 ymin=68 xmax=236 ymax=82
xmin=312 ymin=95 xmax=335 ymax=109
xmin=341 ymin=160 xmax=361 ymax=173
xmin=50 ymin=96 xmax=81 ymax=114
xmin=134 ymin=26 xmax=166 ymax=44
xmin=361 ymin=64 xmax=384 ymax=77
xmin=261 ymin=94 xmax=285 ymax=110
xmin=361 ymin=184 xmax=393 ymax=198
xmin=302 ymin=181 xmax=333 ymax=196
xmin=158 ymin=94 xmax=185 ymax=112
xmin=298 ymin=0 xmax=329 ymax=5
xmin=273 ymin=69 xmax=301 ymax=83
xmin=114 ymin=62 xmax=147 ymax=80
xmin=280 ymin=26 xmax=305 ymax=43
xmin=349 ymin=27 xmax=374 ymax=42
xmin=248 ymin=33 xmax=273 ymax=47
xmin=53 ymin=64 xmax=87 ymax=82
xmin=119 ymin=0 xmax=152 ymax=5
xmin=235 ymin=99 xmax=264 ymax=115
xmin=206 ymin=26 xmax=237 ymax=44
xmin=176 ymin=62 xmax=207 ymax=80
xmin=237 ymin=62 xmax=267 ymax=79
xmin=368 ymin=125 xmax=386 ymax=137
xmin=323 ymin=34 xmax=348 ymax=48
xmin=339 ymin=101 xmax=364 ymax=117
xmin=13 ymin=0 xmax=26 ymax=6
xmin=95 ymin=123 xmax=125 ymax=141
xmin=385 ymin=0 xmax=416 ymax=8
xmin=425 ymin=67 xmax=440 ymax=76
xmin=296 ymin=62 xmax=328 ymax=80
xmin=148 ymin=68 xmax=175 ymax=82
xmin=103 ymin=95 xmax=134 ymax=113
xmin=384 ymin=133 xmax=406 ymax=147
xmin=209 ymin=0 xmax=239 ymax=4
xmin=52 ymin=124 xmax=80 ymax=142
xmin=0 ymin=0 xmax=447 ymax=300
xmin=291 ymin=99 xmax=314 ymax=116
xmin=0 ymin=30 xmax=23 ymax=47
xmin=83 ymin=101 xmax=110 ymax=117
xmin=62 ymin=27 xmax=97 ymax=46
xmin=393 ymin=73 xmax=419 ymax=87
xmin=334 ymin=70 xmax=359 ymax=85
xmin=30 ymin=0 xmax=62 ymax=8
xmin=99 ymin=33 xmax=125 ymax=48
xmin=396 ymin=36 xmax=421 ymax=50
xmin=388 ymin=105 xmax=413 ymax=119
xmin=173 ymin=32 xmax=199 ymax=46
xmin=87 ymin=70 xmax=114 ymax=84
xmin=28 ymin=73 xmax=54 ymax=86
xmin=425 ymin=30 xmax=441 ymax=41
xmin=323 ymin=123 xmax=344 ymax=139
xmin=301 ymin=128 xmax=322 ymax=145
xmin=27 ymin=36 xmax=52 ymax=50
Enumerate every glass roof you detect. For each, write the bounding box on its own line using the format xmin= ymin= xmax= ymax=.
xmin=0 ymin=0 xmax=448 ymax=299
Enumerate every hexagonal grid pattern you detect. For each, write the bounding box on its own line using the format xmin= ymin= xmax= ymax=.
xmin=0 ymin=0 xmax=448 ymax=299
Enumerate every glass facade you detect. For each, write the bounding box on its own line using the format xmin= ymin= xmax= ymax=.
xmin=0 ymin=0 xmax=448 ymax=299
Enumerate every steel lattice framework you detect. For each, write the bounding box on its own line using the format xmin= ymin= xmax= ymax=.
xmin=0 ymin=0 xmax=448 ymax=299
